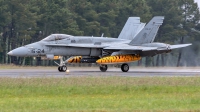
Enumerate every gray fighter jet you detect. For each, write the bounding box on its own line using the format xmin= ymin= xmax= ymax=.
xmin=7 ymin=16 xmax=191 ymax=72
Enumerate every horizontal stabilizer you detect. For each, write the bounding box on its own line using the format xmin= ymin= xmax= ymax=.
xmin=169 ymin=44 xmax=192 ymax=49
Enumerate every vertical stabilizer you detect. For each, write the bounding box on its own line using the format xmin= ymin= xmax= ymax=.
xmin=118 ymin=17 xmax=145 ymax=40
xmin=129 ymin=16 xmax=164 ymax=45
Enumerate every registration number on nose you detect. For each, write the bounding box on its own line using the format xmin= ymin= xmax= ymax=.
xmin=31 ymin=49 xmax=45 ymax=53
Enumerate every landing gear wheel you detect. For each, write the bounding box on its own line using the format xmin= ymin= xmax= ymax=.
xmin=62 ymin=65 xmax=67 ymax=72
xmin=100 ymin=65 xmax=108 ymax=72
xmin=58 ymin=66 xmax=67 ymax=72
xmin=58 ymin=66 xmax=62 ymax=72
xmin=121 ymin=63 xmax=129 ymax=72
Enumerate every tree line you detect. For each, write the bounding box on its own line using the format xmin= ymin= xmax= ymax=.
xmin=0 ymin=0 xmax=200 ymax=67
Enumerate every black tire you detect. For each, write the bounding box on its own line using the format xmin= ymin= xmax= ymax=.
xmin=100 ymin=65 xmax=108 ymax=72
xmin=62 ymin=66 xmax=67 ymax=72
xmin=121 ymin=63 xmax=129 ymax=72
xmin=58 ymin=66 xmax=67 ymax=72
xmin=58 ymin=66 xmax=62 ymax=72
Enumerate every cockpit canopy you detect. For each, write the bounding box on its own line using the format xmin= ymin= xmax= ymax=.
xmin=42 ymin=34 xmax=73 ymax=41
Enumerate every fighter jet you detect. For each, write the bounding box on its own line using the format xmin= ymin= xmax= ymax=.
xmin=7 ymin=16 xmax=191 ymax=72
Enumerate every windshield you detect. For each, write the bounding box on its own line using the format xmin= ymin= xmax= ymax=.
xmin=42 ymin=34 xmax=72 ymax=41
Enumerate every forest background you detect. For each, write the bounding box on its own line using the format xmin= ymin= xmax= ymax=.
xmin=0 ymin=0 xmax=200 ymax=67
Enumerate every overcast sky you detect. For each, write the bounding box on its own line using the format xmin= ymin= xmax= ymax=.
xmin=194 ymin=0 xmax=200 ymax=9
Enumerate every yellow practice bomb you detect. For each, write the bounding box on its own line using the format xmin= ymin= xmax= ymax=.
xmin=96 ymin=54 xmax=141 ymax=64
xmin=67 ymin=56 xmax=82 ymax=63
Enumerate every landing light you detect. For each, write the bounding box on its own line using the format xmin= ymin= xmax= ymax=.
xmin=66 ymin=70 xmax=70 ymax=74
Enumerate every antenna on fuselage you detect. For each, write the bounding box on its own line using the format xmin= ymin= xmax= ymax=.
xmin=101 ymin=33 xmax=104 ymax=37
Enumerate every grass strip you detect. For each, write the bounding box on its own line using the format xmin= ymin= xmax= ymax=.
xmin=0 ymin=77 xmax=200 ymax=111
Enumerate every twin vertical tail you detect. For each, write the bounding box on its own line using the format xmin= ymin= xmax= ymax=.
xmin=129 ymin=16 xmax=164 ymax=45
xmin=118 ymin=17 xmax=146 ymax=40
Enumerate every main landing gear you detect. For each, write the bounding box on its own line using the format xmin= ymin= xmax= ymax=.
xmin=54 ymin=56 xmax=67 ymax=72
xmin=121 ymin=63 xmax=129 ymax=72
xmin=99 ymin=63 xmax=129 ymax=72
xmin=99 ymin=65 xmax=108 ymax=72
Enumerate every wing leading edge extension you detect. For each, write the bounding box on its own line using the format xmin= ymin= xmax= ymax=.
xmin=45 ymin=44 xmax=107 ymax=48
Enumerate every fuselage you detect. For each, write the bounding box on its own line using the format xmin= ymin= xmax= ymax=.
xmin=7 ymin=34 xmax=130 ymax=57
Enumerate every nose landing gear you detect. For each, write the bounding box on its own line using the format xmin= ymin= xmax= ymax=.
xmin=58 ymin=65 xmax=67 ymax=72
xmin=54 ymin=56 xmax=67 ymax=72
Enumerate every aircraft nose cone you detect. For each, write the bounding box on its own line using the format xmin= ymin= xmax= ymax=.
xmin=7 ymin=51 xmax=13 ymax=55
xmin=7 ymin=47 xmax=28 ymax=56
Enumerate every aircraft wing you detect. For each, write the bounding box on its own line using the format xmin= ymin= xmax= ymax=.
xmin=45 ymin=43 xmax=191 ymax=51
xmin=45 ymin=44 xmax=107 ymax=48
xmin=104 ymin=45 xmax=157 ymax=51
xmin=104 ymin=43 xmax=192 ymax=51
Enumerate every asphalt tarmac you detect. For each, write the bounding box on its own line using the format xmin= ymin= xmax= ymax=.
xmin=0 ymin=67 xmax=200 ymax=78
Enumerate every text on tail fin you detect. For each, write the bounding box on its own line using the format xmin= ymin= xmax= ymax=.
xmin=129 ymin=16 xmax=164 ymax=45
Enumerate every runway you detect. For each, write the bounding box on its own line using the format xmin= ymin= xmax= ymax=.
xmin=0 ymin=67 xmax=200 ymax=78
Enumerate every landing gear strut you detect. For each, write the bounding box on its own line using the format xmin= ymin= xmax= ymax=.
xmin=121 ymin=63 xmax=129 ymax=72
xmin=99 ymin=65 xmax=108 ymax=72
xmin=54 ymin=56 xmax=67 ymax=72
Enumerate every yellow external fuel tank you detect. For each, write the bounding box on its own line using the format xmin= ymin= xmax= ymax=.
xmin=96 ymin=54 xmax=141 ymax=64
xmin=67 ymin=56 xmax=82 ymax=63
